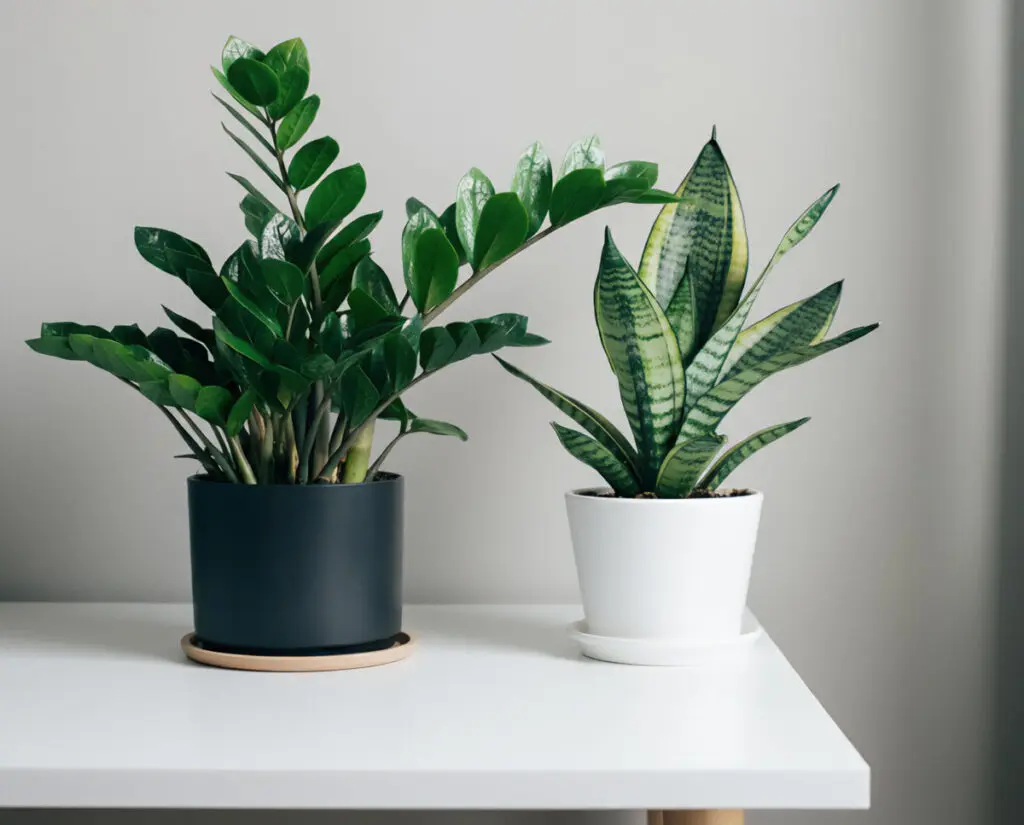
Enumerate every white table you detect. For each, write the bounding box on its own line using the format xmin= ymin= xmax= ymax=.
xmin=0 ymin=604 xmax=868 ymax=824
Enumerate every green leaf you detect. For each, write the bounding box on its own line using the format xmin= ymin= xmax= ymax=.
xmin=267 ymin=67 xmax=309 ymax=120
xmin=240 ymin=193 xmax=276 ymax=237
xmin=162 ymin=307 xmax=216 ymax=352
xmin=221 ymin=36 xmax=264 ymax=73
xmin=214 ymin=319 xmax=272 ymax=367
xmin=352 ymin=259 xmax=399 ymax=321
xmin=408 ymin=418 xmax=468 ymax=440
xmin=605 ymin=160 xmax=658 ymax=188
xmin=401 ymin=205 xmax=442 ymax=287
xmin=319 ymin=238 xmax=371 ymax=295
xmin=195 ymin=386 xmax=234 ymax=425
xmin=454 ymin=168 xmax=494 ymax=263
xmin=472 ymin=192 xmax=529 ymax=270
xmin=288 ymin=136 xmax=340 ymax=190
xmin=212 ymin=94 xmax=274 ymax=154
xmin=111 ymin=324 xmax=148 ymax=347
xmin=69 ymin=335 xmax=172 ymax=384
xmin=317 ymin=211 xmax=383 ymax=270
xmin=494 ymin=355 xmax=638 ymax=470
xmin=511 ymin=142 xmax=553 ymax=237
xmin=723 ymin=281 xmax=843 ymax=379
xmin=222 ymin=124 xmax=285 ymax=191
xmin=134 ymin=227 xmax=211 ymax=275
xmin=226 ymin=57 xmax=279 ymax=107
xmin=683 ymin=186 xmax=841 ymax=405
xmin=594 ymin=229 xmax=685 ymax=485
xmin=222 ymin=278 xmax=283 ymax=336
xmin=681 ymin=323 xmax=879 ymax=439
xmin=168 ymin=373 xmax=202 ymax=409
xmin=438 ymin=203 xmax=468 ymax=265
xmin=225 ymin=389 xmax=257 ymax=437
xmin=262 ymin=37 xmax=309 ymax=75
xmin=211 ymin=67 xmax=262 ymax=118
xmin=305 ymin=163 xmax=366 ymax=228
xmin=665 ymin=256 xmax=698 ymax=364
xmin=560 ymin=135 xmax=604 ymax=176
xmin=318 ymin=313 xmax=344 ymax=359
xmin=625 ymin=188 xmax=680 ymax=204
xmin=300 ymin=353 xmax=336 ymax=380
xmin=419 ymin=328 xmax=456 ymax=371
xmin=262 ymin=259 xmax=305 ymax=304
xmin=375 ymin=334 xmax=417 ymax=392
xmin=275 ymin=95 xmax=319 ymax=150
xmin=406 ymin=197 xmax=433 ymax=219
xmin=340 ymin=366 xmax=380 ymax=430
xmin=551 ymin=422 xmax=640 ymax=498
xmin=259 ymin=212 xmax=300 ymax=262
xmin=409 ymin=229 xmax=459 ymax=312
xmin=136 ymin=380 xmax=176 ymax=406
xmin=699 ymin=418 xmax=810 ymax=491
xmin=227 ymin=172 xmax=277 ymax=206
xmin=637 ymin=134 xmax=748 ymax=346
xmin=26 ymin=335 xmax=76 ymax=359
xmin=654 ymin=434 xmax=726 ymax=498
xmin=549 ymin=168 xmax=604 ymax=227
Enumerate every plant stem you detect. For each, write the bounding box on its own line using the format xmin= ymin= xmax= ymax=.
xmin=422 ymin=226 xmax=555 ymax=325
xmin=340 ymin=422 xmax=375 ymax=483
xmin=229 ymin=436 xmax=258 ymax=484
xmin=178 ymin=411 xmax=240 ymax=483
xmin=365 ymin=432 xmax=405 ymax=480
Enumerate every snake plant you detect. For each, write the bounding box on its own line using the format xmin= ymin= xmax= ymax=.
xmin=25 ymin=36 xmax=676 ymax=485
xmin=498 ymin=129 xmax=878 ymax=498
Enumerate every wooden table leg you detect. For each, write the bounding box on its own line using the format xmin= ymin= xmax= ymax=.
xmin=656 ymin=811 xmax=744 ymax=825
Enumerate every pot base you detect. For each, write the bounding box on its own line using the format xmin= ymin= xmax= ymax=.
xmin=568 ymin=613 xmax=762 ymax=667
xmin=181 ymin=631 xmax=414 ymax=672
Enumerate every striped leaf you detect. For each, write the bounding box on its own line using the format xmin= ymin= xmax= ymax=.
xmin=680 ymin=323 xmax=878 ymax=439
xmin=494 ymin=355 xmax=639 ymax=471
xmin=699 ymin=418 xmax=810 ymax=491
xmin=664 ymin=255 xmax=698 ymax=364
xmin=594 ymin=229 xmax=685 ymax=483
xmin=654 ymin=434 xmax=726 ymax=498
xmin=551 ymin=422 xmax=640 ymax=498
xmin=723 ymin=281 xmax=843 ymax=379
xmin=683 ymin=185 xmax=841 ymax=406
xmin=637 ymin=132 xmax=748 ymax=346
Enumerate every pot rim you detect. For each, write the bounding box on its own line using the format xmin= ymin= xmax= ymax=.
xmin=566 ymin=487 xmax=764 ymax=505
xmin=188 ymin=471 xmax=403 ymax=488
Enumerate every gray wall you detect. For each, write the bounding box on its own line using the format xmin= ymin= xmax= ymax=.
xmin=0 ymin=2 xmax=1005 ymax=824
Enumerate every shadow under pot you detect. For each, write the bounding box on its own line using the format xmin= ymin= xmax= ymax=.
xmin=187 ymin=473 xmax=403 ymax=655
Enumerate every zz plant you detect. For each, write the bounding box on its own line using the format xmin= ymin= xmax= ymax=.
xmin=26 ymin=36 xmax=676 ymax=485
xmin=498 ymin=129 xmax=879 ymax=498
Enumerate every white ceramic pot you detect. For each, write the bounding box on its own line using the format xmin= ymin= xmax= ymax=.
xmin=565 ymin=489 xmax=764 ymax=641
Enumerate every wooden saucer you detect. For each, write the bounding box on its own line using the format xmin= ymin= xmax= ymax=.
xmin=181 ymin=632 xmax=415 ymax=672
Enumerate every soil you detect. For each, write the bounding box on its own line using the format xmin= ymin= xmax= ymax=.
xmin=584 ymin=488 xmax=756 ymax=500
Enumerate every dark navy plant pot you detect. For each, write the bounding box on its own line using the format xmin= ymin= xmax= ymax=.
xmin=187 ymin=473 xmax=403 ymax=655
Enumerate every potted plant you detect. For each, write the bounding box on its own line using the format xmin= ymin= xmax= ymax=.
xmin=498 ymin=129 xmax=878 ymax=662
xmin=25 ymin=36 xmax=675 ymax=664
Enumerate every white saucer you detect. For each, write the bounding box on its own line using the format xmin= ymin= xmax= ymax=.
xmin=568 ymin=613 xmax=763 ymax=666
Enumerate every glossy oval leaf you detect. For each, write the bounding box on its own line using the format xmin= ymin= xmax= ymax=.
xmin=454 ymin=168 xmax=494 ymax=263
xmin=195 ymin=385 xmax=234 ymax=426
xmin=304 ymin=163 xmax=366 ymax=229
xmin=275 ymin=94 xmax=319 ymax=150
xmin=317 ymin=210 xmax=383 ymax=270
xmin=211 ymin=67 xmax=262 ymax=118
xmin=266 ymin=67 xmax=309 ymax=120
xmin=402 ymin=206 xmax=442 ymax=287
xmin=419 ymin=328 xmax=456 ymax=371
xmin=221 ymin=36 xmax=264 ymax=73
xmin=511 ymin=142 xmax=553 ymax=237
xmin=222 ymin=278 xmax=283 ymax=336
xmin=551 ymin=422 xmax=640 ymax=498
xmin=225 ymin=389 xmax=258 ymax=437
xmin=262 ymin=259 xmax=305 ymax=304
xmin=438 ymin=202 xmax=468 ymax=265
xmin=409 ymin=229 xmax=459 ymax=312
xmin=288 ymin=136 xmax=339 ymax=190
xmin=472 ymin=192 xmax=529 ymax=270
xmin=352 ymin=257 xmax=399 ymax=313
xmin=226 ymin=58 xmax=279 ymax=107
xmin=168 ymin=373 xmax=202 ymax=409
xmin=594 ymin=229 xmax=684 ymax=483
xmin=559 ymin=135 xmax=604 ymax=177
xmin=699 ymin=418 xmax=810 ymax=491
xmin=340 ymin=366 xmax=380 ymax=430
xmin=606 ymin=160 xmax=657 ymax=187
xmin=262 ymin=38 xmax=309 ymax=76
xmin=548 ymin=168 xmax=604 ymax=227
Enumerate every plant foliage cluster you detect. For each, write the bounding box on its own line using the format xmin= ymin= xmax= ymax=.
xmin=499 ymin=129 xmax=879 ymax=497
xmin=27 ymin=36 xmax=675 ymax=485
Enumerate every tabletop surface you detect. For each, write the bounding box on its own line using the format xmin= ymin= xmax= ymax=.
xmin=0 ymin=603 xmax=868 ymax=810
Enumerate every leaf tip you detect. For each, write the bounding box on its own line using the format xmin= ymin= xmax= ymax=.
xmin=711 ymin=124 xmax=717 ymax=141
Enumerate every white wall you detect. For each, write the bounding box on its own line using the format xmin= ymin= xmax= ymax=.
xmin=0 ymin=2 xmax=1004 ymax=824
